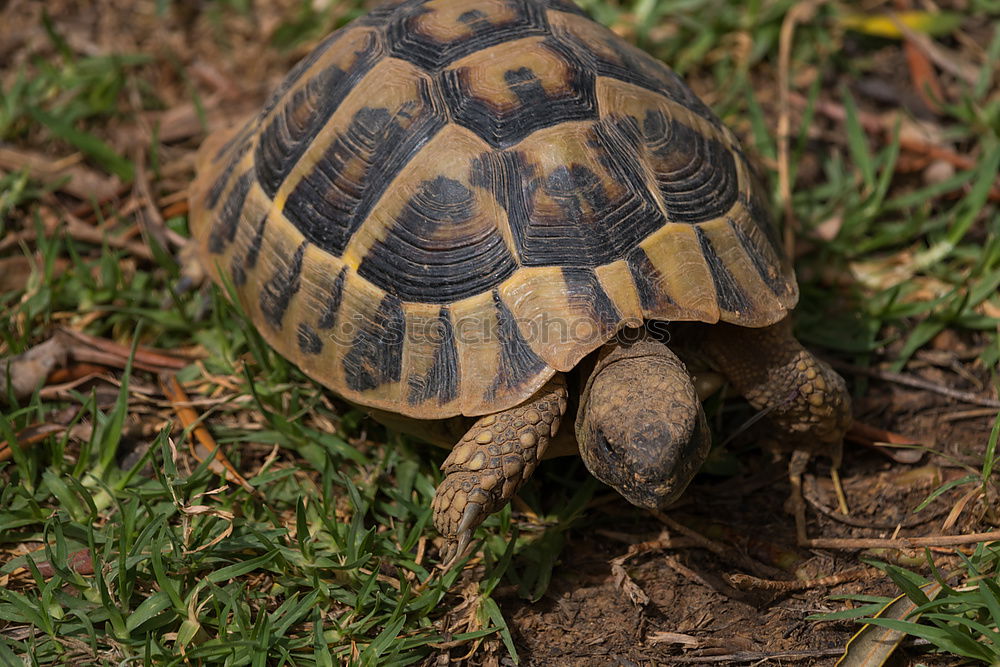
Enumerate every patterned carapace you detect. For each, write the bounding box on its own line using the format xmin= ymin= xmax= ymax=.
xmin=188 ymin=0 xmax=797 ymax=419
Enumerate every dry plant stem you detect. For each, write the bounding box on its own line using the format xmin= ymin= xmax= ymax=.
xmin=649 ymin=510 xmax=786 ymax=579
xmin=801 ymin=530 xmax=1000 ymax=550
xmin=941 ymin=408 xmax=1000 ymax=422
xmin=59 ymin=328 xmax=192 ymax=371
xmin=829 ymin=359 xmax=1000 ymax=409
xmin=661 ymin=554 xmax=725 ymax=595
xmin=159 ymin=374 xmax=256 ymax=494
xmin=728 ymin=565 xmax=873 ymax=592
xmin=789 ymin=450 xmax=811 ymax=547
xmin=0 ymin=424 xmax=66 ymax=462
xmin=132 ymin=148 xmax=173 ymax=252
xmin=64 ymin=210 xmax=156 ymax=262
xmin=669 ymin=648 xmax=846 ymax=663
xmin=776 ymin=0 xmax=820 ymax=257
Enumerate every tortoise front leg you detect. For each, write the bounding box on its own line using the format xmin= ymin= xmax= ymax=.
xmin=701 ymin=318 xmax=851 ymax=453
xmin=433 ymin=376 xmax=568 ymax=564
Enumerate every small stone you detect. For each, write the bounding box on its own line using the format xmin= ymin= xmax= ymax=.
xmin=476 ymin=430 xmax=494 ymax=445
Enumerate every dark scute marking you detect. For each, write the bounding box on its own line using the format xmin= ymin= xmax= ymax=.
xmin=740 ymin=192 xmax=785 ymax=261
xmin=387 ymin=0 xmax=548 ymax=71
xmin=208 ymin=171 xmax=253 ymax=254
xmin=213 ymin=120 xmax=255 ymax=164
xmin=318 ymin=266 xmax=347 ymax=330
xmin=439 ymin=38 xmax=597 ymax=148
xmin=254 ymin=32 xmax=380 ymax=198
xmin=357 ymin=176 xmax=518 ymax=302
xmin=206 ymin=127 xmax=254 ymax=209
xmin=343 ymin=294 xmax=405 ymax=392
xmin=256 ymin=28 xmax=345 ymax=121
xmin=556 ymin=24 xmax=720 ymax=127
xmin=561 ymin=267 xmax=619 ymax=331
xmin=408 ymin=307 xmax=459 ymax=405
xmin=641 ymin=112 xmax=738 ymax=224
xmin=458 ymin=9 xmax=491 ymax=32
xmin=470 ymin=149 xmax=538 ymax=218
xmin=283 ymin=88 xmax=446 ymax=257
xmin=486 ymin=119 xmax=663 ymax=267
xmin=244 ymin=214 xmax=268 ymax=272
xmin=695 ymin=226 xmax=753 ymax=315
xmin=504 ymin=67 xmax=548 ymax=107
xmin=230 ymin=254 xmax=247 ymax=287
xmin=728 ymin=218 xmax=790 ymax=298
xmin=488 ymin=290 xmax=547 ymax=399
xmin=297 ymin=322 xmax=323 ymax=355
xmin=259 ymin=242 xmax=306 ymax=329
xmin=626 ymin=246 xmax=673 ymax=311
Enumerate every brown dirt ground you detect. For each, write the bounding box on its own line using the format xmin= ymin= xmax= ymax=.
xmin=2 ymin=1 xmax=998 ymax=665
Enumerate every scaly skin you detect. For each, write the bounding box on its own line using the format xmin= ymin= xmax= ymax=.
xmin=576 ymin=335 xmax=711 ymax=510
xmin=432 ymin=377 xmax=568 ymax=564
xmin=701 ymin=318 xmax=852 ymax=456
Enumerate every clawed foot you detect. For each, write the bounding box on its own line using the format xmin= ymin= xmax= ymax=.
xmin=430 ymin=377 xmax=568 ymax=566
xmin=432 ymin=471 xmax=498 ymax=566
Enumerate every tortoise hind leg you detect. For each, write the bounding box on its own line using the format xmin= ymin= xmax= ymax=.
xmin=433 ymin=376 xmax=568 ymax=564
xmin=701 ymin=318 xmax=851 ymax=455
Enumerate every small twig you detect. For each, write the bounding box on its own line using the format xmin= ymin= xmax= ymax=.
xmin=133 ymin=147 xmax=174 ymax=252
xmin=788 ymin=450 xmax=811 ymax=547
xmin=661 ymin=554 xmax=726 ymax=596
xmin=940 ymin=407 xmax=1000 ymax=422
xmin=649 ymin=510 xmax=786 ymax=579
xmin=58 ymin=328 xmax=193 ymax=371
xmin=63 ymin=210 xmax=157 ymax=262
xmin=829 ymin=359 xmax=1000 ymax=409
xmin=727 ymin=565 xmax=873 ymax=592
xmin=160 ymin=374 xmax=256 ymax=495
xmin=801 ymin=530 xmax=1000 ymax=550
xmin=669 ymin=648 xmax=847 ymax=663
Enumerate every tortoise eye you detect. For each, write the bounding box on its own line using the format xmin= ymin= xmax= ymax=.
xmin=596 ymin=431 xmax=617 ymax=459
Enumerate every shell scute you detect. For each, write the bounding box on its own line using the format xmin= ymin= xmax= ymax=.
xmin=189 ymin=0 xmax=797 ymax=420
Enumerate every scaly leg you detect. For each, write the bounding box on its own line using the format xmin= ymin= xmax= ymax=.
xmin=702 ymin=319 xmax=851 ymax=456
xmin=432 ymin=376 xmax=568 ymax=564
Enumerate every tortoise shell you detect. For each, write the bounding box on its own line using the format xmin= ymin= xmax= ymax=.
xmin=188 ymin=0 xmax=797 ymax=420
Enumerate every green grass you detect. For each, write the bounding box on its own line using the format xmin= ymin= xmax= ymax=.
xmin=2 ymin=0 xmax=999 ymax=664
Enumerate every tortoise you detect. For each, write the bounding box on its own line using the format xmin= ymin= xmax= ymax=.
xmin=188 ymin=0 xmax=851 ymax=562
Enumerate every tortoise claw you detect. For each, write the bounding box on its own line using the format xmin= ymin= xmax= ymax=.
xmin=439 ymin=502 xmax=482 ymax=568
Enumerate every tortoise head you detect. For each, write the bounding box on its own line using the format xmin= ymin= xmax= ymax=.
xmin=575 ymin=330 xmax=711 ymax=510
